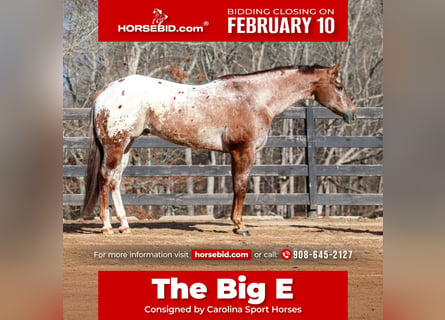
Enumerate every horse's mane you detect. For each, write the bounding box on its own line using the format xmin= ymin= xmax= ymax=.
xmin=297 ymin=64 xmax=329 ymax=74
xmin=217 ymin=64 xmax=329 ymax=80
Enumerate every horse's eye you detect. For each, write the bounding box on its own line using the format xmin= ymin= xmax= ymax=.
xmin=336 ymin=85 xmax=343 ymax=91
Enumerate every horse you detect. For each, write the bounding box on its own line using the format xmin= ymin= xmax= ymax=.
xmin=82 ymin=62 xmax=356 ymax=236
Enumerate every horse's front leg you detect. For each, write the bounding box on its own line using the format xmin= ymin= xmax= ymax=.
xmin=230 ymin=147 xmax=255 ymax=236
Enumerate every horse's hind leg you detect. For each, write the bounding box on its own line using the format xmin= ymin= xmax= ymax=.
xmin=99 ymin=167 xmax=114 ymax=235
xmin=110 ymin=151 xmax=131 ymax=233
xmin=230 ymin=146 xmax=255 ymax=236
xmin=99 ymin=147 xmax=124 ymax=234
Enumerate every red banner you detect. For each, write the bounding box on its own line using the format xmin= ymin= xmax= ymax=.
xmin=98 ymin=0 xmax=348 ymax=42
xmin=98 ymin=271 xmax=348 ymax=319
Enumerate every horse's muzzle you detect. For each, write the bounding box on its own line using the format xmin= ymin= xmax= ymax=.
xmin=343 ymin=112 xmax=357 ymax=124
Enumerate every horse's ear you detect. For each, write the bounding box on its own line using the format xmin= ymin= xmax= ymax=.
xmin=328 ymin=61 xmax=341 ymax=77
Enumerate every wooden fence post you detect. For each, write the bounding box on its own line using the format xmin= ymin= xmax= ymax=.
xmin=305 ymin=106 xmax=318 ymax=217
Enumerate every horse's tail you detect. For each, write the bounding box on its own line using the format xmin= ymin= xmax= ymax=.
xmin=81 ymin=107 xmax=103 ymax=218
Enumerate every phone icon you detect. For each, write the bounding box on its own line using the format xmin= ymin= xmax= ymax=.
xmin=281 ymin=249 xmax=292 ymax=260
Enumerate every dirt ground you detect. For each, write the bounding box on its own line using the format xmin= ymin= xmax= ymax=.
xmin=63 ymin=216 xmax=383 ymax=320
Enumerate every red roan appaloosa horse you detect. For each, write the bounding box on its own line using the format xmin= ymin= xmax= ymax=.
xmin=82 ymin=62 xmax=356 ymax=236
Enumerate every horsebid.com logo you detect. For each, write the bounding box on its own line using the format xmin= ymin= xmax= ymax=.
xmin=117 ymin=8 xmax=206 ymax=33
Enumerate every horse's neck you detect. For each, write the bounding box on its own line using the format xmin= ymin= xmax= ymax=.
xmin=255 ymin=70 xmax=317 ymax=119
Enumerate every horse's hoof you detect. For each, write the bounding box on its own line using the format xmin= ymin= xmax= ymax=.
xmin=119 ymin=227 xmax=131 ymax=234
xmin=102 ymin=228 xmax=114 ymax=235
xmin=233 ymin=228 xmax=250 ymax=237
